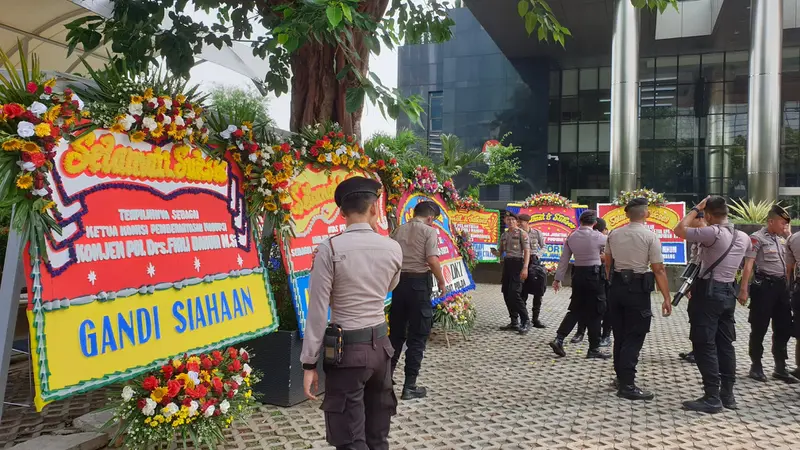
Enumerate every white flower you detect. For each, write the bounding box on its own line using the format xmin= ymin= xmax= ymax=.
xmin=147 ymin=97 xmax=158 ymax=106
xmin=162 ymin=402 xmax=179 ymax=418
xmin=28 ymin=102 xmax=47 ymax=117
xmin=17 ymin=160 xmax=36 ymax=172
xmin=120 ymin=115 xmax=136 ymax=131
xmin=336 ymin=145 xmax=347 ymax=155
xmin=32 ymin=188 xmax=48 ymax=197
xmin=185 ymin=110 xmax=196 ymax=119
xmin=195 ymin=117 xmax=204 ymax=129
xmin=241 ymin=125 xmax=249 ymax=132
xmin=219 ymin=400 xmax=230 ymax=414
xmin=128 ymin=102 xmax=143 ymax=116
xmin=142 ymin=117 xmax=158 ymax=131
xmin=174 ymin=116 xmax=185 ymax=127
xmin=243 ymin=363 xmax=252 ymax=376
xmin=162 ymin=98 xmax=173 ymax=109
xmin=73 ymin=93 xmax=84 ymax=110
xmin=325 ymin=153 xmax=332 ymax=162
xmin=162 ymin=115 xmax=172 ymax=125
xmin=232 ymin=375 xmax=244 ymax=385
xmin=39 ymin=93 xmax=50 ymax=101
xmin=203 ymin=405 xmax=215 ymax=418
xmin=17 ymin=121 xmax=35 ymax=138
xmin=248 ymin=153 xmax=258 ymax=163
xmin=142 ymin=398 xmax=157 ymax=416
xmin=188 ymin=371 xmax=201 ymax=386
xmin=188 ymin=400 xmax=199 ymax=417
xmin=121 ymin=386 xmax=135 ymax=402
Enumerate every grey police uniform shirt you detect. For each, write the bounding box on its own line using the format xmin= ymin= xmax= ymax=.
xmin=785 ymin=231 xmax=800 ymax=276
xmin=501 ymin=228 xmax=529 ymax=259
xmin=300 ymin=223 xmax=403 ymax=365
xmin=746 ymin=227 xmax=788 ymax=277
xmin=391 ymin=217 xmax=439 ymax=273
xmin=684 ymin=223 xmax=750 ymax=283
xmin=528 ymin=228 xmax=545 ymax=258
xmin=605 ymin=222 xmax=663 ymax=274
xmin=555 ymin=226 xmax=606 ymax=282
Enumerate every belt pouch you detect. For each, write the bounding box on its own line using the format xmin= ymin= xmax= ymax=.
xmin=324 ymin=324 xmax=344 ymax=366
xmin=643 ymin=272 xmax=655 ymax=292
xmin=619 ymin=270 xmax=633 ymax=285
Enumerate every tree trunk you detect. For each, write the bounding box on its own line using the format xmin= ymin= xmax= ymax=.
xmin=288 ymin=0 xmax=389 ymax=138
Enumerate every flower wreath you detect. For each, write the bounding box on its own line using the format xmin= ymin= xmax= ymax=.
xmin=613 ymin=188 xmax=667 ymax=207
xmin=454 ymin=227 xmax=478 ymax=272
xmin=522 ymin=192 xmax=572 ymax=208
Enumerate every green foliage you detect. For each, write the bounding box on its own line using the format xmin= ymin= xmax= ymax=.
xmin=728 ymin=199 xmax=789 ymax=225
xmin=437 ymin=134 xmax=482 ymax=181
xmin=465 ymin=185 xmax=480 ymax=200
xmin=363 ymin=129 xmax=430 ymax=178
xmin=470 ymin=134 xmax=522 ymax=186
xmin=0 ymin=206 xmax=11 ymax=268
xmin=207 ymin=84 xmax=273 ymax=127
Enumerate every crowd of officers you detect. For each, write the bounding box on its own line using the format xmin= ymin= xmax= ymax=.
xmin=299 ymin=177 xmax=800 ymax=449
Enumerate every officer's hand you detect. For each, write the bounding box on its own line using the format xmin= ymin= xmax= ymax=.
xmin=520 ymin=268 xmax=528 ymax=281
xmin=552 ymin=280 xmax=561 ymax=293
xmin=695 ymin=195 xmax=710 ymax=211
xmin=661 ymin=297 xmax=672 ymax=317
xmin=303 ymin=369 xmax=319 ymax=401
xmin=737 ymin=290 xmax=748 ymax=306
xmin=490 ymin=248 xmax=499 ymax=256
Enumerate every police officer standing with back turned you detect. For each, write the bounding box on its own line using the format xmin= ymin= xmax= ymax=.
xmin=604 ymin=198 xmax=672 ymax=401
xmin=302 ymin=177 xmax=403 ymax=450
xmin=518 ymin=213 xmax=548 ymax=328
xmin=549 ymin=210 xmax=610 ymax=359
xmin=783 ymin=227 xmax=800 ymax=380
xmin=674 ymin=196 xmax=749 ymax=413
xmin=738 ymin=205 xmax=798 ymax=384
xmin=389 ymin=200 xmax=449 ymax=400
xmin=491 ymin=211 xmax=531 ymax=334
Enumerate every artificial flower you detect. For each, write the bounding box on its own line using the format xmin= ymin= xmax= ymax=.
xmin=33 ymin=122 xmax=51 ymax=137
xmin=220 ymin=124 xmax=237 ymax=140
xmin=26 ymin=82 xmax=38 ymax=93
xmin=72 ymin=93 xmax=84 ymax=110
xmin=150 ymin=386 xmax=168 ymax=403
xmin=121 ymin=385 xmax=135 ymax=402
xmin=21 ymin=141 xmax=40 ymax=153
xmin=142 ymin=398 xmax=157 ymax=416
xmin=2 ymin=139 xmax=23 ymax=151
xmin=142 ymin=116 xmax=158 ymax=131
xmin=21 ymin=151 xmax=45 ymax=168
xmin=151 ymin=123 xmax=165 ymax=138
xmin=2 ymin=103 xmax=24 ymax=119
xmin=162 ymin=402 xmax=179 ymax=418
xmin=43 ymin=105 xmax=62 ymax=122
xmin=17 ymin=121 xmax=35 ymax=138
xmin=128 ymin=102 xmax=143 ymax=116
xmin=143 ymin=375 xmax=160 ymax=391
xmin=110 ymin=123 xmax=125 ymax=133
xmin=130 ymin=131 xmax=146 ymax=143
xmin=28 ymin=101 xmax=47 ymax=117
xmin=174 ymin=115 xmax=185 ymax=127
xmin=15 ymin=174 xmax=33 ymax=189
xmin=203 ymin=405 xmax=215 ymax=418
xmin=219 ymin=400 xmax=230 ymax=414
xmin=130 ymin=95 xmax=144 ymax=104
xmin=120 ymin=114 xmax=136 ymax=131
xmin=40 ymin=200 xmax=55 ymax=210
xmin=188 ymin=400 xmax=199 ymax=416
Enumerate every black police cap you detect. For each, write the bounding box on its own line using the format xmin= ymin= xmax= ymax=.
xmin=624 ymin=197 xmax=649 ymax=212
xmin=517 ymin=213 xmax=531 ymax=222
xmin=334 ymin=176 xmax=381 ymax=207
xmin=579 ymin=210 xmax=597 ymax=223
xmin=505 ymin=210 xmax=518 ymax=219
xmin=771 ymin=204 xmax=791 ymax=222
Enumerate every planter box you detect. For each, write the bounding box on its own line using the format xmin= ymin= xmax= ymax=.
xmin=243 ymin=330 xmax=325 ymax=407
xmin=734 ymin=224 xmax=762 ymax=236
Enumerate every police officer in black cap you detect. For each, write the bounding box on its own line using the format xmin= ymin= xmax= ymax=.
xmin=302 ymin=176 xmax=403 ymax=449
xmin=518 ymin=213 xmax=548 ymax=328
xmin=492 ymin=211 xmax=531 ymax=333
xmin=738 ymin=204 xmax=797 ymax=383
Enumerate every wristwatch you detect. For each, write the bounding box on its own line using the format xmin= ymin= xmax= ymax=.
xmin=691 ymin=207 xmax=700 ymax=214
xmin=302 ymin=363 xmax=316 ymax=370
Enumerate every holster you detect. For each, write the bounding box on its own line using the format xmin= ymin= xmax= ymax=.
xmin=323 ymin=324 xmax=344 ymax=366
xmin=618 ymin=269 xmax=634 ymax=285
xmin=792 ymin=280 xmax=800 ymax=294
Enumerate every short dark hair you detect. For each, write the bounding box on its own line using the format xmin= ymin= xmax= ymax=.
xmin=705 ymin=196 xmax=728 ymax=217
xmin=593 ymin=218 xmax=607 ymax=232
xmin=414 ymin=201 xmax=440 ymax=218
xmin=340 ymin=192 xmax=377 ymax=216
xmin=627 ymin=205 xmax=648 ymax=220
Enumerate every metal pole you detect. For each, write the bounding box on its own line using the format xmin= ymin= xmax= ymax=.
xmin=609 ymin=0 xmax=640 ymax=200
xmin=747 ymin=0 xmax=783 ymax=202
xmin=0 ymin=220 xmax=25 ymax=420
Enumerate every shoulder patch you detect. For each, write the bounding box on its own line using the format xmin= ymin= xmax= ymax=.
xmin=750 ymin=236 xmax=759 ymax=247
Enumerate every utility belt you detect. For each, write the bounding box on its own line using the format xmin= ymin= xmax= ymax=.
xmin=694 ymin=277 xmax=736 ymax=297
xmin=754 ymin=272 xmax=786 ymax=285
xmin=612 ymin=270 xmax=655 ymax=292
xmin=572 ymin=265 xmax=601 ymax=278
xmin=400 ymin=271 xmax=431 ymax=280
xmin=323 ymin=322 xmax=388 ymax=366
xmin=505 ymin=256 xmax=524 ymax=262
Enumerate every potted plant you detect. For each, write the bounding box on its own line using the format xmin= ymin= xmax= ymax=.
xmin=728 ymin=199 xmax=789 ymax=236
xmin=470 ymin=133 xmax=522 ymax=201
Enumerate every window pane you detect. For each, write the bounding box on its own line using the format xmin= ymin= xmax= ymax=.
xmin=562 ymin=69 xmax=578 ymax=96
xmin=725 ymin=51 xmax=749 ymax=82
xmin=654 ymin=117 xmax=677 ymax=140
xmin=640 ymin=58 xmax=656 ymax=83
xmin=675 ymin=83 xmax=696 ymax=115
xmin=678 ymin=54 xmax=701 ymax=84
xmin=724 ymin=113 xmax=748 ymax=145
xmin=702 ymin=53 xmax=725 ymax=82
xmin=656 ymin=56 xmax=678 ymax=84
xmin=598 ymin=122 xmax=610 ymax=152
xmin=548 ymin=125 xmax=559 ymax=153
xmin=561 ymin=124 xmax=578 ymax=153
xmin=599 ymin=67 xmax=611 ymax=89
xmin=579 ymin=93 xmax=604 ymax=121
xmin=561 ymin=97 xmax=580 ymax=122
xmin=579 ymin=123 xmax=598 ymax=152
xmin=724 ymin=81 xmax=748 ymax=114
xmin=550 ymin=70 xmax=561 ymax=98
xmin=784 ymin=48 xmax=800 ymax=74
xmin=580 ymin=68 xmax=598 ymax=91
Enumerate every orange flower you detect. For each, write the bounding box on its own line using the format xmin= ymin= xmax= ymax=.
xmin=21 ymin=141 xmax=41 ymax=153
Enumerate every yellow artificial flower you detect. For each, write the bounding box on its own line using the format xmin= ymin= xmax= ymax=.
xmin=265 ymin=201 xmax=278 ymax=212
xmin=43 ymin=105 xmax=62 ymax=123
xmin=64 ymin=117 xmax=76 ymax=126
xmin=41 ymin=201 xmax=56 ymax=213
xmin=175 ymin=373 xmax=195 ymax=389
xmin=16 ymin=174 xmax=33 ymax=189
xmin=279 ymin=192 xmax=291 ymax=204
xmin=244 ymin=390 xmax=252 ymax=399
xmin=150 ymin=386 xmax=168 ymax=403
xmin=151 ymin=124 xmax=165 ymax=138
xmin=283 ymin=214 xmax=291 ymax=223
xmin=359 ymin=157 xmax=369 ymax=168
xmin=157 ymin=106 xmax=167 ymax=115
xmin=22 ymin=141 xmax=41 ymax=153
xmin=323 ymin=141 xmax=332 ymax=150
xmin=176 ymin=94 xmax=187 ymax=104
xmin=43 ymin=78 xmax=57 ymax=89
xmin=81 ymin=110 xmax=91 ymax=118
xmin=34 ymin=123 xmax=52 ymax=137
xmin=130 ymin=131 xmax=146 ymax=143
xmin=341 ymin=155 xmax=349 ymax=165
xmin=2 ymin=139 xmax=23 ymax=151
xmin=242 ymin=120 xmax=253 ymax=129
xmin=143 ymin=88 xmax=154 ymax=99
xmin=275 ymin=171 xmax=288 ymax=183
xmin=232 ymin=153 xmax=242 ymax=163
xmin=130 ymin=95 xmax=143 ymax=104
xmin=347 ymin=160 xmax=355 ymax=170
xmin=331 ymin=154 xmax=341 ymax=165
xmin=174 ymin=128 xmax=187 ymax=140
xmin=166 ymin=123 xmax=178 ymax=137
xmin=281 ymin=154 xmax=292 ymax=166
xmin=317 ymin=154 xmax=326 ymax=163
xmin=110 ymin=123 xmax=125 ymax=133
xmin=244 ymin=164 xmax=253 ymax=177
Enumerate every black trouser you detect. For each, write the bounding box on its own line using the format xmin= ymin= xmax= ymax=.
xmin=609 ymin=273 xmax=653 ymax=386
xmin=576 ymin=268 xmax=612 ymax=338
xmin=688 ymin=279 xmax=737 ymax=397
xmin=323 ymin=333 xmax=397 ymax=450
xmin=522 ymin=257 xmax=547 ymax=322
xmin=389 ymin=273 xmax=433 ymax=387
xmin=501 ymin=257 xmax=529 ymax=325
xmin=792 ymin=287 xmax=800 ymax=339
xmin=556 ymin=266 xmax=605 ymax=350
xmin=748 ymin=276 xmax=792 ymax=365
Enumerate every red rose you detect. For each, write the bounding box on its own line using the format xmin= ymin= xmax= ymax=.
xmin=26 ymin=82 xmax=38 ymax=93
xmin=22 ymin=152 xmax=46 ymax=168
xmin=142 ymin=376 xmax=159 ymax=391
xmin=50 ymin=126 xmax=60 ymax=138
xmin=315 ymin=139 xmax=324 ymax=146
xmin=156 ymin=113 xmax=165 ymax=122
xmin=44 ymin=86 xmax=53 ymax=95
xmin=161 ymin=364 xmax=174 ymax=380
xmin=137 ymin=399 xmax=147 ymax=410
xmin=337 ymin=132 xmax=344 ymax=139
xmin=166 ymin=380 xmax=181 ymax=398
xmin=228 ymin=347 xmax=238 ymax=359
xmin=186 ymin=360 xmax=200 ymax=372
xmin=212 ymin=350 xmax=223 ymax=362
xmin=182 ymin=397 xmax=193 ymax=407
xmin=347 ymin=135 xmax=353 ymax=143
xmin=390 ymin=158 xmax=397 ymax=165
xmin=201 ymin=356 xmax=213 ymax=370
xmin=214 ymin=409 xmax=221 ymax=416
xmin=227 ymin=390 xmax=235 ymax=399
xmin=64 ymin=88 xmax=72 ymax=96
xmin=229 ymin=359 xmax=242 ymax=372
xmin=186 ymin=384 xmax=208 ymax=399
xmin=329 ymin=132 xmax=335 ymax=137
xmin=229 ymin=380 xmax=240 ymax=391
xmin=232 ymin=129 xmax=244 ymax=138
xmin=44 ymin=142 xmax=55 ymax=152
xmin=282 ymin=203 xmax=291 ymax=210
xmin=377 ymin=160 xmax=386 ymax=169
xmin=2 ymin=103 xmax=24 ymax=119
xmin=240 ymin=352 xmax=249 ymax=363
xmin=212 ymin=377 xmax=223 ymax=394
xmin=281 ymin=142 xmax=291 ymax=153
xmin=273 ymin=162 xmax=284 ymax=171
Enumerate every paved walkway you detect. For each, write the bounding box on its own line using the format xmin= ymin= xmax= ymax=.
xmin=3 ymin=284 xmax=800 ymax=449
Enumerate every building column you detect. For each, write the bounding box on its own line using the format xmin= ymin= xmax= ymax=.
xmin=747 ymin=0 xmax=782 ymax=202
xmin=707 ymin=82 xmax=730 ymax=196
xmin=609 ymin=0 xmax=640 ymax=200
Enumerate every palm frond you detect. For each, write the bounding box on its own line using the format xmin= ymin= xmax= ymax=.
xmin=729 ymin=199 xmax=790 ymax=224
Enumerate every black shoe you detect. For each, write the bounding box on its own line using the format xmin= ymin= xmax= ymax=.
xmin=772 ymin=369 xmax=800 ymax=384
xmin=549 ymin=338 xmax=566 ymax=357
xmin=749 ymin=366 xmax=768 ymax=382
xmin=518 ymin=322 xmax=531 ymax=335
xmin=617 ymin=385 xmax=654 ymax=401
xmin=790 ymin=368 xmax=800 ymax=379
xmin=586 ymin=349 xmax=611 ymax=360
xmin=570 ymin=333 xmax=585 ymax=344
xmin=499 ymin=323 xmax=519 ymax=331
xmin=685 ymin=353 xmax=696 ymax=364
xmin=720 ymin=390 xmax=738 ymax=410
xmin=599 ymin=336 xmax=612 ymax=347
xmin=682 ymin=395 xmax=723 ymax=414
xmin=401 ymin=385 xmax=427 ymax=400
xmin=532 ymin=320 xmax=547 ymax=329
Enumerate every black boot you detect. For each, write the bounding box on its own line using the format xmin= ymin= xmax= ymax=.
xmin=531 ymin=300 xmax=546 ymax=328
xmin=586 ymin=348 xmax=611 ymax=359
xmin=570 ymin=333 xmax=585 ymax=344
xmin=532 ymin=319 xmax=547 ymax=328
xmin=401 ymin=385 xmax=427 ymax=400
xmin=749 ymin=363 xmax=767 ymax=382
xmin=720 ymin=381 xmax=738 ymax=410
xmin=499 ymin=322 xmax=519 ymax=331
xmin=549 ymin=336 xmax=566 ymax=357
xmin=682 ymin=394 xmax=723 ymax=414
xmin=599 ymin=336 xmax=612 ymax=347
xmin=518 ymin=322 xmax=531 ymax=335
xmin=617 ymin=384 xmax=654 ymax=401
xmin=773 ymin=360 xmax=800 ymax=384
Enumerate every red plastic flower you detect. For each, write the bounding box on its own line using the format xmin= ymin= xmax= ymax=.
xmin=142 ymin=376 xmax=159 ymax=391
xmin=137 ymin=399 xmax=147 ymax=410
xmin=273 ymin=162 xmax=284 ymax=171
xmin=186 ymin=360 xmax=200 ymax=373
xmin=211 ymin=350 xmax=223 ymax=363
xmin=201 ymin=356 xmax=213 ymax=370
xmin=186 ymin=384 xmax=208 ymax=399
xmin=280 ymin=142 xmax=291 ymax=153
xmin=282 ymin=203 xmax=291 ymax=210
xmin=310 ymin=148 xmax=319 ymax=157
xmin=390 ymin=158 xmax=397 ymax=165
xmin=228 ymin=347 xmax=238 ymax=359
xmin=229 ymin=359 xmax=242 ymax=372
xmin=166 ymin=379 xmax=181 ymax=398
xmin=44 ymin=86 xmax=53 ymax=95
xmin=161 ymin=364 xmax=174 ymax=380
xmin=212 ymin=377 xmax=223 ymax=394
xmin=232 ymin=129 xmax=244 ymax=138
xmin=376 ymin=160 xmax=386 ymax=169
xmin=2 ymin=103 xmax=24 ymax=119
xmin=22 ymin=152 xmax=46 ymax=168
xmin=26 ymin=82 xmax=38 ymax=93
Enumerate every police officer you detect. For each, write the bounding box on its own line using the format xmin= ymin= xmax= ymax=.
xmin=738 ymin=205 xmax=797 ymax=383
xmin=301 ymin=177 xmax=403 ymax=450
xmin=491 ymin=211 xmax=531 ymax=334
xmin=549 ymin=210 xmax=609 ymax=359
xmin=518 ymin=213 xmax=547 ymax=328
xmin=674 ymin=196 xmax=749 ymax=413
xmin=605 ymin=198 xmax=672 ymax=401
xmin=783 ymin=227 xmax=800 ymax=380
xmin=389 ymin=201 xmax=448 ymax=400
xmin=678 ymin=212 xmax=707 ymax=365
xmin=571 ymin=218 xmax=613 ymax=346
